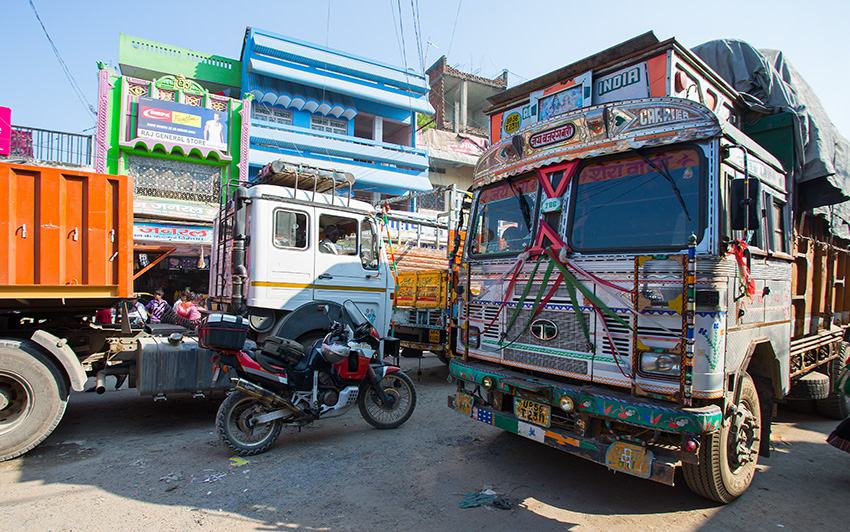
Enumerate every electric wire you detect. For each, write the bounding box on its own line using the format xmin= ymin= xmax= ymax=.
xmin=28 ymin=0 xmax=96 ymax=122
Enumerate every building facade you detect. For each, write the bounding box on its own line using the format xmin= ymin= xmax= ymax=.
xmin=95 ymin=34 xmax=250 ymax=297
xmin=241 ymin=27 xmax=434 ymax=202
xmin=418 ymin=56 xmax=507 ymax=192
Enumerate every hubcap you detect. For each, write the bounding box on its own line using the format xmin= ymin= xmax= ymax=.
xmin=0 ymin=374 xmax=30 ymax=430
xmin=728 ymin=404 xmax=759 ymax=468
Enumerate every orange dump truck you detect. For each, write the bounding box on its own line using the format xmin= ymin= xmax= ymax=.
xmin=0 ymin=162 xmax=229 ymax=462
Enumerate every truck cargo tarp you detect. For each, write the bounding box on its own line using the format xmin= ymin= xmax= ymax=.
xmin=692 ymin=40 xmax=850 ymax=239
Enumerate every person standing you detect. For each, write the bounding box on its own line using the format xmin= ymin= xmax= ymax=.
xmin=145 ymin=288 xmax=171 ymax=323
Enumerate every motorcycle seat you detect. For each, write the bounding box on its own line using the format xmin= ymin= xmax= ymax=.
xmin=259 ymin=336 xmax=304 ymax=368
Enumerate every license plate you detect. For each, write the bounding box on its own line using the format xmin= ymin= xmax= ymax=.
xmin=513 ymin=398 xmax=551 ymax=427
xmin=455 ymin=392 xmax=474 ymax=416
xmin=428 ymin=329 xmax=441 ymax=343
xmin=605 ymin=441 xmax=653 ymax=479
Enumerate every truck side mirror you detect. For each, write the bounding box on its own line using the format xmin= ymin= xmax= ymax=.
xmin=729 ymin=179 xmax=762 ymax=231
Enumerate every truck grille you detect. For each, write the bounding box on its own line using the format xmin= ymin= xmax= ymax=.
xmin=504 ymin=348 xmax=589 ymax=374
xmin=505 ymin=308 xmax=590 ymax=352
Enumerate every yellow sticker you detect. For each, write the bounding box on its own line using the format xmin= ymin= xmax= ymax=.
xmin=503 ymin=112 xmax=521 ymax=134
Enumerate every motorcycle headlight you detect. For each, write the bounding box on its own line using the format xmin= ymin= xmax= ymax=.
xmin=640 ymin=351 xmax=681 ymax=378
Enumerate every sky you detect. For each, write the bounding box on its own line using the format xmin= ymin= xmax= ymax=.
xmin=3 ymin=0 xmax=850 ymax=139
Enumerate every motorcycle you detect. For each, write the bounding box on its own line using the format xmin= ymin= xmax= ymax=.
xmin=206 ymin=300 xmax=417 ymax=456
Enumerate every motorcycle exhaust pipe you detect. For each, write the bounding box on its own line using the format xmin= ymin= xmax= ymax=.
xmin=234 ymin=379 xmax=305 ymax=417
xmin=95 ymin=371 xmax=106 ymax=394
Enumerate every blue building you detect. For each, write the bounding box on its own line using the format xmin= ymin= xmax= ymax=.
xmin=241 ymin=28 xmax=434 ymax=199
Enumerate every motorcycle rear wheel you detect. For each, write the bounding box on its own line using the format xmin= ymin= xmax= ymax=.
xmin=359 ymin=372 xmax=416 ymax=429
xmin=216 ymin=391 xmax=283 ymax=456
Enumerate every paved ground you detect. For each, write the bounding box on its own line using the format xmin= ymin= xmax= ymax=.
xmin=1 ymin=355 xmax=849 ymax=531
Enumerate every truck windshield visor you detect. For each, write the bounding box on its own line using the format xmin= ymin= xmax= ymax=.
xmin=470 ymin=174 xmax=538 ymax=256
xmin=568 ymin=147 xmax=705 ymax=252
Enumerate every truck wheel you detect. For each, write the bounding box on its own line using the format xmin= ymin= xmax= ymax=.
xmin=683 ymin=373 xmax=761 ymax=504
xmin=435 ymin=350 xmax=450 ymax=364
xmin=401 ymin=348 xmax=422 ymax=358
xmin=816 ymin=343 xmax=850 ymax=419
xmin=787 ymin=371 xmax=830 ymax=400
xmin=0 ymin=341 xmax=69 ymax=462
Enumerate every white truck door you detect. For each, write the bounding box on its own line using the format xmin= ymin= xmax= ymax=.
xmin=248 ymin=200 xmax=315 ymax=311
xmin=314 ymin=212 xmax=389 ymax=334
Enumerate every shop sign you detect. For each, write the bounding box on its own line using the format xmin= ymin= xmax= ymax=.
xmin=0 ymin=107 xmax=10 ymax=156
xmin=593 ymin=62 xmax=649 ymax=105
xmin=134 ymin=222 xmax=213 ymax=244
xmin=134 ymin=197 xmax=219 ymax=222
xmin=137 ymin=96 xmax=228 ymax=151
xmin=529 ymin=123 xmax=577 ymax=149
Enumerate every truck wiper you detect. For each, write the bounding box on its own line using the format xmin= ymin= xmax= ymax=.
xmin=637 ymin=150 xmax=691 ymax=221
xmin=509 ymin=182 xmax=532 ymax=230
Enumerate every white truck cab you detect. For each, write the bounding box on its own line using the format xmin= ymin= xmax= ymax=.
xmin=209 ymin=162 xmax=395 ymax=350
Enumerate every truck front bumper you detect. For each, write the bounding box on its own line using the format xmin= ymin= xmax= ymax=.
xmin=448 ymin=358 xmax=723 ymax=486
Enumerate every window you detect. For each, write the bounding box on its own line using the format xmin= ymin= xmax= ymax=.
xmin=274 ymin=210 xmax=308 ymax=249
xmin=568 ymin=146 xmax=705 ymax=252
xmin=252 ymin=106 xmax=293 ymax=126
xmin=769 ymin=197 xmax=788 ymax=253
xmin=470 ymin=174 xmax=538 ymax=255
xmin=311 ymin=116 xmax=347 ymax=135
xmin=319 ymin=214 xmax=358 ymax=256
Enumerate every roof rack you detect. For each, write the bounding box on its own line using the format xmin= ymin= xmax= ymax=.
xmin=251 ymin=159 xmax=355 ymax=205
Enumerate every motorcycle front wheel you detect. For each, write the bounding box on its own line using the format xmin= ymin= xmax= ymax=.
xmin=359 ymin=371 xmax=416 ymax=429
xmin=216 ymin=391 xmax=283 ymax=456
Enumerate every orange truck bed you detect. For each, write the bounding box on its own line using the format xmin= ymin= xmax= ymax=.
xmin=0 ymin=162 xmax=133 ymax=312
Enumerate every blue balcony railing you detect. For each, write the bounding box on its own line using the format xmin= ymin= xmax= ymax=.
xmin=8 ymin=126 xmax=92 ymax=167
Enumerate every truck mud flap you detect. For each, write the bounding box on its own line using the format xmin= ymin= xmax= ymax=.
xmin=448 ymin=394 xmax=677 ymax=486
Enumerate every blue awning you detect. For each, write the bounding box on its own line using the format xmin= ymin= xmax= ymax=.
xmin=247 ymin=73 xmax=358 ymax=120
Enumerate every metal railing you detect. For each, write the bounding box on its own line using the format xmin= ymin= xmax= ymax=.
xmin=7 ymin=126 xmax=92 ymax=167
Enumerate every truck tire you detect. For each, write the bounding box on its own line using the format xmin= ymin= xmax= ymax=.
xmin=0 ymin=341 xmax=69 ymax=461
xmin=401 ymin=348 xmax=423 ymax=358
xmin=683 ymin=373 xmax=761 ymax=504
xmin=787 ymin=371 xmax=830 ymax=400
xmin=816 ymin=343 xmax=850 ymax=419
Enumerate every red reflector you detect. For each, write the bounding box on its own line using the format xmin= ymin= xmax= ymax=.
xmin=684 ymin=439 xmax=698 ymax=452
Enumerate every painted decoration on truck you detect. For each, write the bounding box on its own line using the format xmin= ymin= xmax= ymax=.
xmin=534 ymin=70 xmax=593 ymax=122
xmin=593 ymin=62 xmax=649 ymax=105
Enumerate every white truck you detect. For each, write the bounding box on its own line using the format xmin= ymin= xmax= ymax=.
xmin=208 ymin=160 xmax=399 ymax=357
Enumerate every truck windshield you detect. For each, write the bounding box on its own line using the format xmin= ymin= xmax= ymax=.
xmin=568 ymin=147 xmax=704 ymax=252
xmin=470 ymin=174 xmax=538 ymax=255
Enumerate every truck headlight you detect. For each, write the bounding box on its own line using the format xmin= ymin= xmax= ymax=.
xmin=640 ymin=351 xmax=681 ymax=377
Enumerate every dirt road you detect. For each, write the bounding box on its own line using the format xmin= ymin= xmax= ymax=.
xmin=1 ymin=355 xmax=849 ymax=531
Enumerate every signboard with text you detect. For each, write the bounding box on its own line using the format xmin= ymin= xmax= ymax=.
xmin=137 ymin=96 xmax=228 ymax=151
xmin=0 ymin=107 xmax=10 ymax=156
xmin=133 ymin=223 xmax=213 ymax=245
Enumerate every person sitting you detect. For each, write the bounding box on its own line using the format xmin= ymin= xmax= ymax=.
xmin=145 ymin=288 xmax=171 ymax=323
xmin=175 ymin=290 xmax=202 ymax=322
xmin=501 ymin=226 xmax=526 ymax=252
xmin=124 ymin=294 xmax=148 ymax=327
xmin=320 ymin=225 xmax=340 ymax=254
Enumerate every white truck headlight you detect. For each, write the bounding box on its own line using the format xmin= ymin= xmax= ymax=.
xmin=640 ymin=352 xmax=681 ymax=377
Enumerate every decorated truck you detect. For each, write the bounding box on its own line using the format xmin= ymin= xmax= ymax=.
xmin=0 ymin=162 xmax=231 ymax=462
xmin=448 ymin=32 xmax=850 ymax=503
xmin=380 ymin=186 xmax=469 ymax=363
